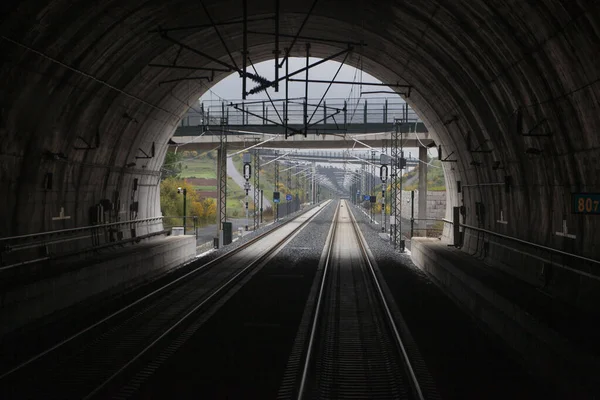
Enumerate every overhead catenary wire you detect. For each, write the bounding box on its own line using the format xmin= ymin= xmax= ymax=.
xmin=0 ymin=35 xmax=179 ymax=120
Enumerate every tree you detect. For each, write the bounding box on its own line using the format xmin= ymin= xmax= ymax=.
xmin=161 ymin=177 xmax=219 ymax=228
xmin=161 ymin=150 xmax=183 ymax=180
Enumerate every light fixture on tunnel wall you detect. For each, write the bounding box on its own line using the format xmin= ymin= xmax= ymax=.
xmin=525 ymin=147 xmax=543 ymax=155
xmin=467 ymin=132 xmax=493 ymax=153
xmin=443 ymin=115 xmax=459 ymax=126
xmin=136 ymin=142 xmax=155 ymax=159
xmin=514 ymin=107 xmax=553 ymax=137
xmin=158 ymin=76 xmax=213 ymax=86
xmin=44 ymin=172 xmax=53 ymax=190
xmin=438 ymin=146 xmax=457 ymax=163
xmin=504 ymin=175 xmax=512 ymax=194
xmin=122 ymin=112 xmax=139 ymax=124
xmin=73 ymin=131 xmax=99 ymax=150
xmin=44 ymin=150 xmax=67 ymax=161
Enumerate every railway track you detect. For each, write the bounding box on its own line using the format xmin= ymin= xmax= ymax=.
xmin=0 ymin=201 xmax=331 ymax=399
xmin=281 ymin=200 xmax=438 ymax=399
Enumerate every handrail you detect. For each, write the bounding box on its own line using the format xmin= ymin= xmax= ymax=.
xmin=0 ymin=217 xmax=164 ymax=243
xmin=460 ymin=223 xmax=600 ymax=266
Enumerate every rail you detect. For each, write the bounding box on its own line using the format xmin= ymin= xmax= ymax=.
xmin=350 ymin=202 xmax=424 ymax=399
xmin=0 ymin=201 xmax=330 ymax=398
xmin=298 ymin=201 xmax=425 ymax=399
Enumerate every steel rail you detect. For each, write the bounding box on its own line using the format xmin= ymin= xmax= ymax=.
xmin=0 ymin=203 xmax=326 ymax=383
xmin=348 ymin=201 xmax=425 ymax=400
xmin=296 ymin=201 xmax=341 ymax=399
xmin=297 ymin=200 xmax=424 ymax=399
xmin=84 ymin=201 xmax=332 ymax=399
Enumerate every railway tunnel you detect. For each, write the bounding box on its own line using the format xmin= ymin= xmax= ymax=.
xmin=1 ymin=0 xmax=600 ymax=398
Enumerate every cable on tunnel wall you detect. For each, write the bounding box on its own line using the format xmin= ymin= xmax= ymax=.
xmin=0 ymin=35 xmax=180 ymax=121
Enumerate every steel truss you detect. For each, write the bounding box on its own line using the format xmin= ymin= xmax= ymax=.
xmin=149 ymin=0 xmax=414 ymax=139
xmin=390 ymin=120 xmax=404 ymax=251
xmin=217 ymin=114 xmax=228 ymax=245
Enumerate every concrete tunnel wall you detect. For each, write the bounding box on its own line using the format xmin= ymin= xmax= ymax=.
xmin=0 ymin=1 xmax=599 ymax=308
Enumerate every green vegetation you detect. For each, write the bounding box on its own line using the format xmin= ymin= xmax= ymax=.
xmin=161 ymin=150 xmax=184 ymax=180
xmin=179 ymin=150 xmax=217 ymax=179
xmin=160 ymin=177 xmax=217 ymax=228
xmin=403 ymin=159 xmax=446 ymax=191
xmin=233 ymin=152 xmax=309 ymax=204
xmin=160 ymin=149 xmax=311 ymax=224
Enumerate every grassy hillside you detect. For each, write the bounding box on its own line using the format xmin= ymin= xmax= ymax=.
xmin=232 ymin=153 xmax=309 ymax=204
xmin=403 ymin=159 xmax=446 ymax=191
xmin=179 ymin=152 xmax=251 ymax=218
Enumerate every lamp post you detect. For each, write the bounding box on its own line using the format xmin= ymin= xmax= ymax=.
xmin=178 ymin=187 xmax=187 ymax=234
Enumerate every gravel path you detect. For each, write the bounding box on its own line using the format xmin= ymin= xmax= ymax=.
xmin=227 ymin=156 xmax=272 ymax=208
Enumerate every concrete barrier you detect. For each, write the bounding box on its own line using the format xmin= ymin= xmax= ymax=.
xmin=0 ymin=235 xmax=196 ymax=336
xmin=411 ymin=238 xmax=599 ymax=398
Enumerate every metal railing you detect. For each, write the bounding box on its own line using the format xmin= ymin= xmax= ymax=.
xmin=431 ymin=218 xmax=600 ymax=281
xmin=410 ymin=218 xmax=445 ymax=238
xmin=162 ymin=216 xmax=200 ymax=239
xmin=180 ymin=97 xmax=422 ymax=127
xmin=0 ymin=217 xmax=166 ymax=270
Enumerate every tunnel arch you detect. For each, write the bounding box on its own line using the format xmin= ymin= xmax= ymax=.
xmin=1 ymin=0 xmax=599 ymax=277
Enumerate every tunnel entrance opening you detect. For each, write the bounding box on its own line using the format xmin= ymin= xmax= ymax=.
xmin=163 ymin=56 xmax=448 ymax=250
xmin=2 ymin=2 xmax=600 ymax=395
xmin=2 ymin=0 xmax=598 ymax=313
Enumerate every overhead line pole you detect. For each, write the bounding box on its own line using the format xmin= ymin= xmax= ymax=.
xmin=248 ymin=56 xmax=284 ymax=124
xmin=199 ymin=0 xmax=239 ymax=71
xmin=285 ymin=50 xmax=289 ymax=138
xmin=274 ymin=0 xmax=280 ymax=92
xmin=308 ymin=50 xmax=350 ymax=125
xmin=279 ymin=0 xmax=320 ymax=68
xmin=242 ymin=0 xmax=247 ymax=99
xmin=304 ymin=43 xmax=310 ymax=137
xmin=247 ymin=48 xmax=352 ymax=94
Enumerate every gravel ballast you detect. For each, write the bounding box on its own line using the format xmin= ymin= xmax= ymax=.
xmin=349 ymin=201 xmax=552 ymax=400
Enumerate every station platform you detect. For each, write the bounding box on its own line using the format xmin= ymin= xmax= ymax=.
xmin=411 ymin=238 xmax=600 ymax=398
xmin=0 ymin=235 xmax=196 ymax=337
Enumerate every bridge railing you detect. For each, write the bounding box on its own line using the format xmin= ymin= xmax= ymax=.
xmin=179 ymin=97 xmax=421 ymax=127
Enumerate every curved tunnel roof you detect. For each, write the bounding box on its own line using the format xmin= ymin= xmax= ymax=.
xmin=0 ymin=1 xmax=599 ymax=261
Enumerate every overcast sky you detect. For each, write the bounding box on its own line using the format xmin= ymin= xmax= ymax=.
xmin=200 ymin=57 xmax=400 ymax=102
xmin=197 ymin=59 xmax=427 ymax=166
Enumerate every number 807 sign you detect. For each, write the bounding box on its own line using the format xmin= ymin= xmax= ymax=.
xmin=572 ymin=193 xmax=600 ymax=214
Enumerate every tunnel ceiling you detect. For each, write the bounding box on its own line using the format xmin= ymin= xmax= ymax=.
xmin=1 ymin=0 xmax=599 ymax=259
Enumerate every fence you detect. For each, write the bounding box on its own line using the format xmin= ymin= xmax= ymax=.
xmin=180 ymin=97 xmax=421 ymax=127
xmin=0 ymin=217 xmax=166 ymax=270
